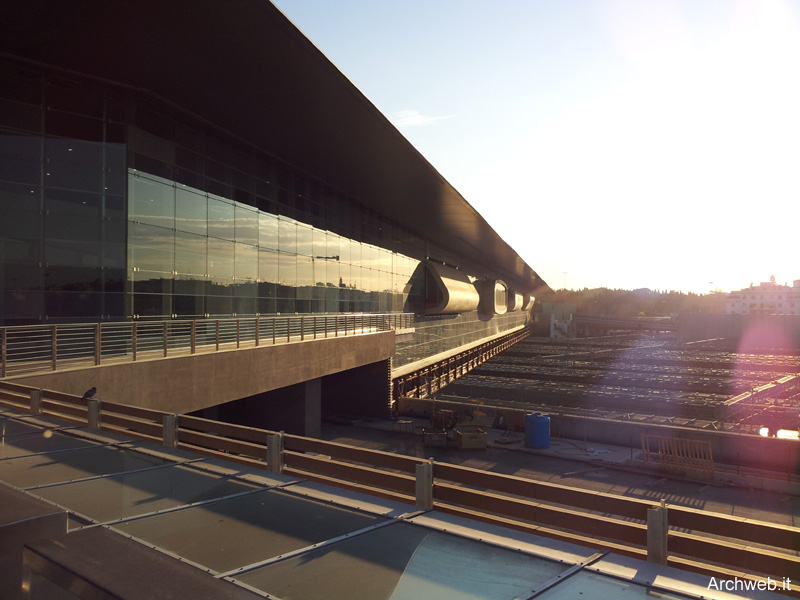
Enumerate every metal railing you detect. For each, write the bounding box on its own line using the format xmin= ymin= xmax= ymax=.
xmin=1 ymin=381 xmax=798 ymax=588
xmin=0 ymin=313 xmax=413 ymax=378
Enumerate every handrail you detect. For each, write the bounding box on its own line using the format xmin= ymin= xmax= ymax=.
xmin=0 ymin=313 xmax=413 ymax=379
xmin=1 ymin=382 xmax=798 ymax=585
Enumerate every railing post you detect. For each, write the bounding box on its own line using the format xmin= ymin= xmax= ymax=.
xmin=163 ymin=321 xmax=168 ymax=357
xmin=647 ymin=499 xmax=669 ymax=565
xmin=313 ymin=316 xmax=317 ymax=339
xmin=162 ymin=414 xmax=178 ymax=448
xmin=216 ymin=319 xmax=220 ymax=351
xmin=255 ymin=317 xmax=260 ymax=347
xmin=94 ymin=323 xmax=101 ymax=366
xmin=301 ymin=316 xmax=305 ymax=341
xmin=51 ymin=325 xmax=57 ymax=371
xmin=267 ymin=431 xmax=284 ymax=474
xmin=415 ymin=458 xmax=434 ymax=509
xmin=335 ymin=315 xmax=338 ymax=337
xmin=272 ymin=317 xmax=276 ymax=345
xmin=191 ymin=320 xmax=196 ymax=354
xmin=87 ymin=399 xmax=101 ymax=430
xmin=236 ymin=319 xmax=241 ymax=349
xmin=30 ymin=388 xmax=43 ymax=416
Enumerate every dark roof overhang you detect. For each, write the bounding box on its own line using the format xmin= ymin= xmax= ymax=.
xmin=0 ymin=0 xmax=547 ymax=294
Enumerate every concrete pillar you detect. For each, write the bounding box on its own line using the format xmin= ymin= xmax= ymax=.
xmin=87 ymin=399 xmax=101 ymax=430
xmin=267 ymin=432 xmax=284 ymax=474
xmin=29 ymin=389 xmax=43 ymax=415
xmin=162 ymin=414 xmax=178 ymax=448
xmin=415 ymin=458 xmax=434 ymax=509
xmin=303 ymin=378 xmax=322 ymax=438
xmin=647 ymin=500 xmax=668 ymax=565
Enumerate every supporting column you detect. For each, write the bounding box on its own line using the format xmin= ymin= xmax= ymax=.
xmin=162 ymin=414 xmax=178 ymax=448
xmin=647 ymin=499 xmax=668 ymax=565
xmin=267 ymin=432 xmax=284 ymax=474
xmin=303 ymin=378 xmax=321 ymax=439
xmin=87 ymin=399 xmax=101 ymax=430
xmin=29 ymin=389 xmax=43 ymax=416
xmin=415 ymin=458 xmax=434 ymax=509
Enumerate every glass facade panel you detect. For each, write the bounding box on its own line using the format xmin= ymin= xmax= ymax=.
xmin=207 ymin=195 xmax=234 ymax=240
xmin=278 ymin=217 xmax=296 ymax=250
xmin=130 ymin=173 xmax=174 ymax=229
xmin=258 ymin=212 xmax=279 ymax=250
xmin=128 ymin=222 xmax=174 ymax=274
xmin=234 ymin=243 xmax=258 ymax=282
xmin=207 ymin=238 xmax=234 ymax=280
xmin=235 ymin=204 xmax=258 ymax=246
xmin=0 ymin=134 xmax=41 ymax=184
xmin=176 ymin=187 xmax=207 ymax=235
xmin=45 ymin=138 xmax=103 ymax=192
xmin=45 ymin=188 xmax=103 ymax=243
xmin=174 ymin=231 xmax=206 ymax=276
xmin=258 ymin=248 xmax=279 ymax=283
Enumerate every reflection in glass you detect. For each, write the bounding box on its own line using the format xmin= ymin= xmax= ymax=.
xmin=45 ymin=138 xmax=103 ymax=192
xmin=235 ymin=204 xmax=258 ymax=246
xmin=207 ymin=195 xmax=235 ymax=240
xmin=279 ymin=252 xmax=296 ymax=287
xmin=176 ymin=187 xmax=207 ymax=235
xmin=258 ymin=212 xmax=279 ymax=250
xmin=207 ymin=238 xmax=234 ymax=279
xmin=258 ymin=249 xmax=279 ymax=283
xmin=294 ymin=224 xmax=311 ymax=257
xmin=175 ymin=231 xmax=206 ymax=276
xmin=130 ymin=173 xmax=174 ymax=229
xmin=235 ymin=243 xmax=258 ymax=281
xmin=128 ymin=222 xmax=174 ymax=273
xmin=279 ymin=217 xmax=296 ymax=251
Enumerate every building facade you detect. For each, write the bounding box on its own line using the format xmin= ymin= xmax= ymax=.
xmin=0 ymin=1 xmax=546 ymax=430
xmin=726 ymin=280 xmax=800 ymax=316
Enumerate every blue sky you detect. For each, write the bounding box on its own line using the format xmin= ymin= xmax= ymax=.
xmin=273 ymin=0 xmax=800 ymax=293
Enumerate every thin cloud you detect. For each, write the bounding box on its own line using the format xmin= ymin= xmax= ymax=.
xmin=392 ymin=109 xmax=455 ymax=127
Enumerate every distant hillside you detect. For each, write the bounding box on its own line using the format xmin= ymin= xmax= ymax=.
xmin=536 ymin=288 xmax=726 ymax=318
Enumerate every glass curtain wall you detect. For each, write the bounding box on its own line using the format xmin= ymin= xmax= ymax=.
xmin=127 ymin=171 xmax=419 ymax=318
xmin=0 ymin=56 xmax=532 ymax=360
xmin=0 ymin=61 xmax=126 ymax=325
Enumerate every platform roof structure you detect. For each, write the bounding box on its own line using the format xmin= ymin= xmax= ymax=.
xmin=0 ymin=0 xmax=545 ymax=294
xmin=1 ymin=406 xmax=775 ymax=600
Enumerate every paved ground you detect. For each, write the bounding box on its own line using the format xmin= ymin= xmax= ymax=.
xmin=320 ymin=418 xmax=800 ymax=531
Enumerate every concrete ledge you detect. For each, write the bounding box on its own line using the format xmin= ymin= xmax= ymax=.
xmin=15 ymin=331 xmax=395 ymax=414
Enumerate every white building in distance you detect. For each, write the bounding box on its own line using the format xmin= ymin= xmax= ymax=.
xmin=726 ymin=277 xmax=800 ymax=315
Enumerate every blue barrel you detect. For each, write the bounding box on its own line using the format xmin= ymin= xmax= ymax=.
xmin=525 ymin=413 xmax=550 ymax=449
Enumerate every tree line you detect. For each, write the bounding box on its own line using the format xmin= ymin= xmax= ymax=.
xmin=536 ymin=288 xmax=726 ymax=318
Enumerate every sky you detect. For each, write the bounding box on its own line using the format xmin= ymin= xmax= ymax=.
xmin=272 ymin=0 xmax=800 ymax=294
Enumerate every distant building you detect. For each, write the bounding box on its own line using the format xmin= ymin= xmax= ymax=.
xmin=726 ymin=279 xmax=800 ymax=315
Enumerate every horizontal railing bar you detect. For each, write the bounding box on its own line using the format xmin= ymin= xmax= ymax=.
xmin=100 ymin=413 xmax=163 ymax=438
xmin=178 ymin=415 xmax=275 ymax=444
xmin=434 ymin=482 xmax=648 ymax=546
xmin=284 ymin=451 xmax=416 ymax=496
xmin=283 ymin=434 xmax=421 ymax=474
xmin=178 ymin=429 xmax=267 ymax=459
xmin=101 ymin=401 xmax=171 ymax=422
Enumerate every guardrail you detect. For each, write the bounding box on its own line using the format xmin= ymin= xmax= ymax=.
xmin=0 ymin=313 xmax=413 ymax=379
xmin=1 ymin=381 xmax=798 ymax=592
